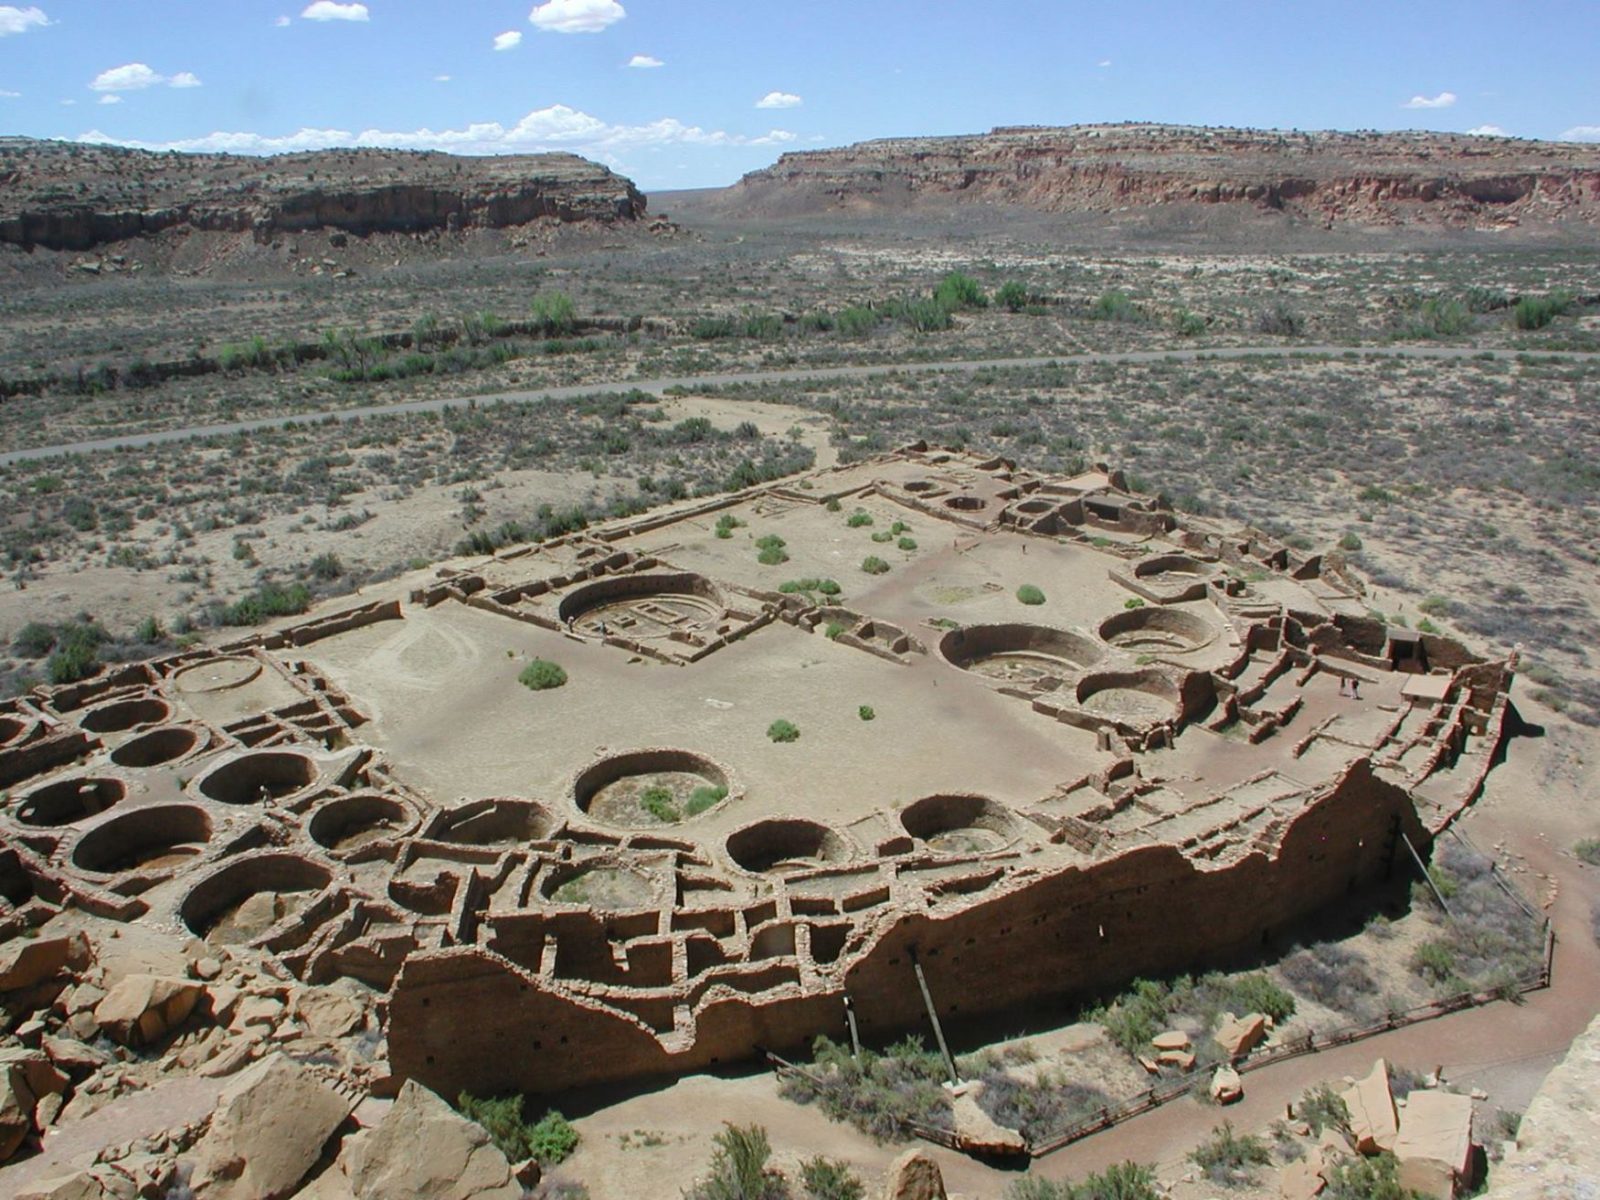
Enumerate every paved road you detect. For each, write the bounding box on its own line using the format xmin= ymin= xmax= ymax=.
xmin=3 ymin=343 xmax=1594 ymax=467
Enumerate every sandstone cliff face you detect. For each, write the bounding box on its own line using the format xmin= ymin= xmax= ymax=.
xmin=721 ymin=124 xmax=1600 ymax=231
xmin=0 ymin=138 xmax=646 ymax=251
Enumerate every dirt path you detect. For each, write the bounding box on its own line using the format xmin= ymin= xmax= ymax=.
xmin=5 ymin=344 xmax=1596 ymax=467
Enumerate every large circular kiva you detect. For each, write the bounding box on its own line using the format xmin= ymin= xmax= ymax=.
xmin=195 ymin=752 xmax=319 ymax=805
xmin=726 ymin=819 xmax=853 ymax=876
xmin=556 ymin=573 xmax=723 ymax=641
xmin=14 ymin=777 xmax=125 ymax=827
xmin=1098 ymin=606 xmax=1216 ymax=653
xmin=111 ymin=726 xmax=202 ymax=769
xmin=173 ymin=656 xmax=262 ymax=694
xmin=541 ymin=862 xmax=659 ymax=910
xmin=1076 ymin=669 xmax=1182 ymax=724
xmin=309 ymin=794 xmax=417 ymax=852
xmin=180 ymin=853 xmax=332 ymax=945
xmin=79 ymin=696 xmax=171 ymax=734
xmin=433 ymin=800 xmax=557 ymax=847
xmin=572 ymin=749 xmax=731 ymax=828
xmin=938 ymin=624 xmax=1102 ymax=684
xmin=72 ymin=804 xmax=211 ymax=874
xmin=900 ymin=794 xmax=1022 ymax=854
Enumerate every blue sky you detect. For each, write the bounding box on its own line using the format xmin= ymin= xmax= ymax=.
xmin=2 ymin=1 xmax=1598 ymax=191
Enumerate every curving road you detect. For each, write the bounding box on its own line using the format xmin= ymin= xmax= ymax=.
xmin=2 ymin=343 xmax=1595 ymax=468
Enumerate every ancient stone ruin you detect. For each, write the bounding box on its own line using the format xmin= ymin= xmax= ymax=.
xmin=0 ymin=445 xmax=1515 ymax=1108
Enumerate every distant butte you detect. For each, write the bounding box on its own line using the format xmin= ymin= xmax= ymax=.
xmin=708 ymin=123 xmax=1600 ymax=231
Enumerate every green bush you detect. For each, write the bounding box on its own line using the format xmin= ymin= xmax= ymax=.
xmin=767 ymin=719 xmax=800 ymax=743
xmin=686 ymin=785 xmax=727 ymax=816
xmin=1254 ymin=302 xmax=1304 ymax=337
xmin=217 ymin=582 xmax=312 ymax=626
xmin=1297 ymin=1083 xmax=1351 ymax=1135
xmin=778 ymin=1035 xmax=952 ymax=1144
xmin=457 ymin=1094 xmax=578 ymax=1167
xmin=825 ymin=622 xmax=845 ymax=640
xmin=1222 ymin=972 xmax=1296 ymax=1023
xmin=996 ymin=281 xmax=1030 ymax=312
xmin=1089 ymin=291 xmax=1139 ymax=322
xmin=1410 ymin=939 xmax=1458 ymax=986
xmin=640 ymin=785 xmax=680 ymax=823
xmin=1321 ymin=1151 xmax=1423 ymax=1200
xmin=519 ymin=659 xmax=568 ymax=690
xmin=529 ymin=291 xmax=577 ymax=336
xmin=13 ymin=622 xmax=58 ymax=658
xmin=1513 ymin=291 xmax=1573 ymax=331
xmin=309 ymin=551 xmax=343 ymax=581
xmin=835 ymin=306 xmax=877 ymax=337
xmin=896 ymin=537 xmax=917 ymax=551
xmin=1190 ymin=1122 xmax=1272 ymax=1187
xmin=858 ymin=705 xmax=876 ymax=722
xmin=1174 ymin=309 xmax=1207 ymax=336
xmin=860 ymin=556 xmax=890 ymax=575
xmin=1017 ymin=584 xmax=1046 ymax=605
xmin=1575 ymin=838 xmax=1600 ymax=866
xmin=934 ymin=271 xmax=988 ymax=310
xmin=689 ymin=1124 xmax=785 ymax=1200
xmin=758 ymin=545 xmax=790 ymax=566
xmin=901 ymin=298 xmax=954 ymax=332
xmin=801 ymin=1156 xmax=863 ymax=1200
xmin=1006 ymin=1162 xmax=1160 ymax=1200
xmin=846 ymin=511 xmax=874 ymax=528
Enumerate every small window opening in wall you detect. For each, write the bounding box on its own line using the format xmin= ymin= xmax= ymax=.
xmin=426 ymin=1055 xmax=435 ymax=1064
xmin=560 ymin=1035 xmax=569 ymax=1044
xmin=422 ymin=998 xmax=431 ymax=1007
xmin=534 ymin=1040 xmax=543 ymax=1049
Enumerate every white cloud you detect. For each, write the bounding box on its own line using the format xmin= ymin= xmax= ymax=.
xmin=494 ymin=30 xmax=522 ymax=51
xmin=0 ymin=88 xmax=19 ymax=98
xmin=1097 ymin=59 xmax=1111 ymax=68
xmin=1403 ymin=91 xmax=1456 ymax=110
xmin=275 ymin=14 xmax=291 ymax=26
xmin=627 ymin=54 xmax=662 ymax=68
xmin=434 ymin=74 xmax=451 ymax=83
xmin=1561 ymin=125 xmax=1600 ymax=142
xmin=529 ymin=0 xmax=624 ymax=34
xmin=78 ymin=104 xmax=797 ymax=160
xmin=301 ymin=2 xmax=368 ymax=21
xmin=0 ymin=6 xmax=48 ymax=36
xmin=90 ymin=62 xmax=165 ymax=91
xmin=1466 ymin=125 xmax=1508 ymax=137
xmin=90 ymin=62 xmax=202 ymax=92
xmin=97 ymin=93 xmax=122 ymax=105
xmin=756 ymin=91 xmax=801 ymax=109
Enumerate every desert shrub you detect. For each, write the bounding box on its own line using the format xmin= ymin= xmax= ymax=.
xmin=216 ymin=582 xmax=312 ymax=626
xmin=996 ymin=281 xmax=1030 ymax=312
xmin=1090 ymin=978 xmax=1170 ymax=1055
xmin=858 ymin=705 xmax=875 ymax=721
xmin=896 ymin=537 xmax=917 ymax=551
xmin=1006 ymin=1162 xmax=1160 ymax=1200
xmin=860 ymin=556 xmax=890 ymax=575
xmin=309 ymin=551 xmax=343 ymax=581
xmin=1090 ymin=291 xmax=1139 ymax=322
xmin=870 ymin=530 xmax=894 ymax=543
xmin=1410 ymin=842 xmax=1543 ymax=992
xmin=975 ymin=1069 xmax=1111 ymax=1143
xmin=900 ymin=298 xmax=954 ymax=332
xmin=1221 ymin=973 xmax=1296 ymax=1023
xmin=529 ymin=291 xmax=577 ymax=336
xmin=767 ymin=719 xmax=800 ymax=743
xmin=777 ymin=1035 xmax=953 ymax=1143
xmin=47 ymin=623 xmax=105 ymax=685
xmin=756 ymin=534 xmax=789 ymax=565
xmin=846 ymin=511 xmax=873 ymax=528
xmin=519 ymin=659 xmax=568 ymax=691
xmin=13 ymin=621 xmax=59 ymax=658
xmin=1574 ymin=838 xmax=1600 ymax=866
xmin=692 ymin=316 xmax=739 ymax=340
xmin=1297 ymin=1084 xmax=1351 ymax=1135
xmin=1281 ymin=943 xmax=1378 ymax=1017
xmin=1410 ymin=939 xmax=1459 ymax=987
xmin=133 ymin=616 xmax=163 ymax=644
xmin=1320 ymin=1151 xmax=1422 ymax=1200
xmin=1338 ymin=532 xmax=1363 ymax=551
xmin=825 ymin=622 xmax=845 ymax=640
xmin=934 ymin=271 xmax=988 ymax=310
xmin=640 ymin=786 xmax=680 ymax=823
xmin=1254 ymin=302 xmax=1304 ymax=336
xmin=1017 ymin=584 xmax=1046 ymax=605
xmin=835 ymin=306 xmax=877 ymax=336
xmin=1513 ymin=291 xmax=1573 ymax=331
xmin=1174 ymin=309 xmax=1207 ymax=336
xmin=1190 ymin=1122 xmax=1272 ymax=1187
xmin=799 ymin=1158 xmax=862 ymax=1200
xmin=745 ymin=313 xmax=784 ymax=339
xmin=458 ymin=1094 xmax=577 ymax=1167
xmin=687 ymin=1123 xmax=786 ymax=1200
xmin=686 ymin=785 xmax=727 ymax=816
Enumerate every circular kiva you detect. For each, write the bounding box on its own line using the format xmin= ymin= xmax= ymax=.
xmin=433 ymin=799 xmax=557 ymax=847
xmin=902 ymin=479 xmax=941 ymax=494
xmin=1132 ymin=553 xmax=1209 ymax=579
xmin=1012 ymin=498 xmax=1055 ymax=516
xmin=195 ymin=751 xmax=319 ymax=806
xmin=1098 ymin=605 xmax=1217 ymax=653
xmin=572 ymin=748 xmax=732 ymax=828
xmin=72 ymin=804 xmax=211 ymax=874
xmin=14 ymin=776 xmax=125 ymax=827
xmin=938 ymin=623 xmax=1102 ymax=684
xmin=943 ymin=495 xmax=987 ymax=512
xmin=556 ymin=572 xmax=723 ymax=641
xmin=180 ymin=853 xmax=332 ymax=944
xmin=110 ymin=726 xmax=203 ymax=769
xmin=79 ymin=696 xmax=172 ymax=734
xmin=308 ymin=793 xmax=418 ymax=852
xmin=172 ymin=656 xmax=262 ymax=694
xmin=1076 ymin=668 xmax=1182 ymax=724
xmin=899 ymin=793 xmax=1023 ymax=854
xmin=726 ymin=818 xmax=854 ymax=877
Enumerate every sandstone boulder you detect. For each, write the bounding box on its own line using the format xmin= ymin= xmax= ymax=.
xmin=950 ymin=1084 xmax=1027 ymax=1156
xmin=93 ymin=975 xmax=202 ymax=1046
xmin=188 ymin=1052 xmax=355 ymax=1200
xmin=346 ymin=1079 xmax=521 ymax=1200
xmin=1210 ymin=1065 xmax=1244 ymax=1104
xmin=883 ymin=1148 xmax=947 ymax=1200
xmin=296 ymin=990 xmax=364 ymax=1039
xmin=1152 ymin=1029 xmax=1191 ymax=1052
xmin=1214 ymin=1012 xmax=1270 ymax=1060
xmin=0 ymin=935 xmax=83 ymax=992
xmin=2 ymin=1045 xmax=69 ymax=1160
xmin=15 ymin=1168 xmax=136 ymax=1200
xmin=1279 ymin=1153 xmax=1327 ymax=1200
xmin=1341 ymin=1059 xmax=1399 ymax=1154
xmin=1395 ymin=1088 xmax=1474 ymax=1198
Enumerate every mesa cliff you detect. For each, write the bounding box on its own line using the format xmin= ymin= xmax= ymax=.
xmin=0 ymin=138 xmax=647 ymax=252
xmin=714 ymin=124 xmax=1600 ymax=232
